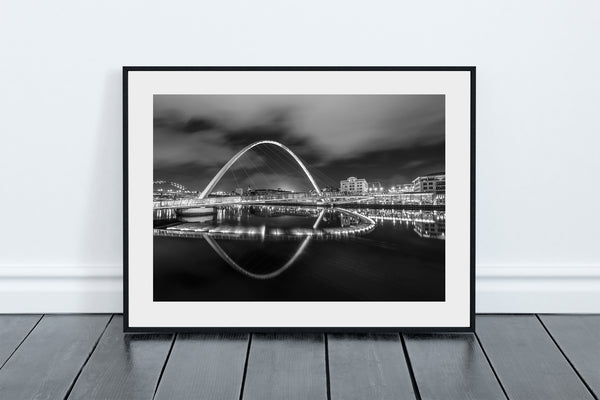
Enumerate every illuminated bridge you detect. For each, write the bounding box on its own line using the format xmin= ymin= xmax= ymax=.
xmin=153 ymin=140 xmax=374 ymax=210
xmin=154 ymin=207 xmax=375 ymax=240
xmin=153 ymin=194 xmax=374 ymax=210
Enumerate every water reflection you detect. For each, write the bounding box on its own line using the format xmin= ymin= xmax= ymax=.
xmin=352 ymin=208 xmax=445 ymax=240
xmin=153 ymin=205 xmax=445 ymax=281
xmin=200 ymin=209 xmax=324 ymax=279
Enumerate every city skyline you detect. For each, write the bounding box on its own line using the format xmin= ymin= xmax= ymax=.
xmin=154 ymin=95 xmax=445 ymax=192
xmin=154 ymin=170 xmax=446 ymax=195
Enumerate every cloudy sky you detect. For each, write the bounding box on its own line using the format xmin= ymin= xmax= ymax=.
xmin=154 ymin=95 xmax=444 ymax=192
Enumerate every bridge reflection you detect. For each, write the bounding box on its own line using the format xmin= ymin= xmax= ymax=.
xmin=154 ymin=206 xmax=377 ymax=279
xmin=200 ymin=209 xmax=325 ymax=280
xmin=154 ymin=205 xmax=445 ymax=280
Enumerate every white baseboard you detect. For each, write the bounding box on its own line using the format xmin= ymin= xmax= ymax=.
xmin=476 ymin=266 xmax=600 ymax=313
xmin=0 ymin=266 xmax=599 ymax=314
xmin=0 ymin=267 xmax=123 ymax=313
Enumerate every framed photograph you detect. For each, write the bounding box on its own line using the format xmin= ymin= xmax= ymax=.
xmin=124 ymin=67 xmax=475 ymax=332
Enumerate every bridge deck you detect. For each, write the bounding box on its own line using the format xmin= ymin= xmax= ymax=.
xmin=151 ymin=195 xmax=446 ymax=210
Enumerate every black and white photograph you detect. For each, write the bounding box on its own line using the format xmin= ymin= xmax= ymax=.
xmin=153 ymin=94 xmax=446 ymax=302
xmin=125 ymin=67 xmax=473 ymax=330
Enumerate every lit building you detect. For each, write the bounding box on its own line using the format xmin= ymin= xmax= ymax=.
xmin=391 ymin=183 xmax=414 ymax=193
xmin=412 ymin=172 xmax=445 ymax=193
xmin=340 ymin=176 xmax=368 ymax=194
xmin=412 ymin=172 xmax=445 ymax=205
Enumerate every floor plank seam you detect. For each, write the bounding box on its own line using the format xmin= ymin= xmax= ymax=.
xmin=152 ymin=332 xmax=177 ymax=400
xmin=237 ymin=333 xmax=253 ymax=400
xmin=63 ymin=314 xmax=114 ymax=400
xmin=535 ymin=314 xmax=598 ymax=400
xmin=473 ymin=331 xmax=510 ymax=400
xmin=399 ymin=333 xmax=422 ymax=400
xmin=0 ymin=314 xmax=43 ymax=372
xmin=324 ymin=334 xmax=331 ymax=400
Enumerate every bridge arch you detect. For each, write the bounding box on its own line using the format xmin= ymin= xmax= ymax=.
xmin=199 ymin=140 xmax=322 ymax=199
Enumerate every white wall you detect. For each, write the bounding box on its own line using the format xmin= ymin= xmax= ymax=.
xmin=1 ymin=0 xmax=599 ymax=313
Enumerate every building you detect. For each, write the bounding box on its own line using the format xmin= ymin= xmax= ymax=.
xmin=247 ymin=188 xmax=292 ymax=196
xmin=234 ymin=187 xmax=244 ymax=196
xmin=391 ymin=183 xmax=415 ymax=193
xmin=412 ymin=172 xmax=445 ymax=205
xmin=320 ymin=186 xmax=340 ymax=196
xmin=412 ymin=172 xmax=445 ymax=193
xmin=340 ymin=176 xmax=368 ymax=194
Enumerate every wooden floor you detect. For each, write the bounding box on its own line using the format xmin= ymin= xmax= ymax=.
xmin=0 ymin=315 xmax=598 ymax=400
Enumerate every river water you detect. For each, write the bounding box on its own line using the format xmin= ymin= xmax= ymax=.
xmin=154 ymin=205 xmax=445 ymax=302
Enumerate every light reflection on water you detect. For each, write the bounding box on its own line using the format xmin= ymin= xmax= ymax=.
xmin=353 ymin=208 xmax=445 ymax=240
xmin=154 ymin=205 xmax=445 ymax=240
xmin=153 ymin=205 xmax=445 ymax=301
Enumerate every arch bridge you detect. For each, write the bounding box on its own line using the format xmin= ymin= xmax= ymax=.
xmin=154 ymin=140 xmax=373 ymax=210
xmin=199 ymin=140 xmax=322 ymax=199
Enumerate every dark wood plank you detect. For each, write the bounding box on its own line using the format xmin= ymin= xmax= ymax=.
xmin=476 ymin=315 xmax=594 ymax=400
xmin=242 ymin=333 xmax=327 ymax=400
xmin=0 ymin=314 xmax=41 ymax=368
xmin=155 ymin=333 xmax=249 ymax=400
xmin=0 ymin=314 xmax=110 ymax=400
xmin=404 ymin=333 xmax=506 ymax=400
xmin=67 ymin=315 xmax=173 ymax=400
xmin=328 ymin=333 xmax=416 ymax=400
xmin=539 ymin=314 xmax=600 ymax=398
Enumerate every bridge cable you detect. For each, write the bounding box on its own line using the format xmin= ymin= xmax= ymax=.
xmin=230 ymin=167 xmax=240 ymax=191
xmin=259 ymin=145 xmax=313 ymax=192
xmin=237 ymin=153 xmax=259 ymax=191
xmin=276 ymin=146 xmax=327 ymax=192
xmin=256 ymin=146 xmax=312 ymax=193
xmin=248 ymin=146 xmax=286 ymax=189
xmin=306 ymin=165 xmax=340 ymax=189
xmin=250 ymin=145 xmax=310 ymax=193
xmin=253 ymin=146 xmax=291 ymax=189
xmin=244 ymin=149 xmax=274 ymax=190
xmin=259 ymin=145 xmax=300 ymax=177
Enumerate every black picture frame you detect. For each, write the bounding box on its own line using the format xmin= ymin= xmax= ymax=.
xmin=123 ymin=66 xmax=476 ymax=333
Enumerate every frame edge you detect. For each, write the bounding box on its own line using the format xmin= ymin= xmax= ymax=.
xmin=122 ymin=66 xmax=476 ymax=332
